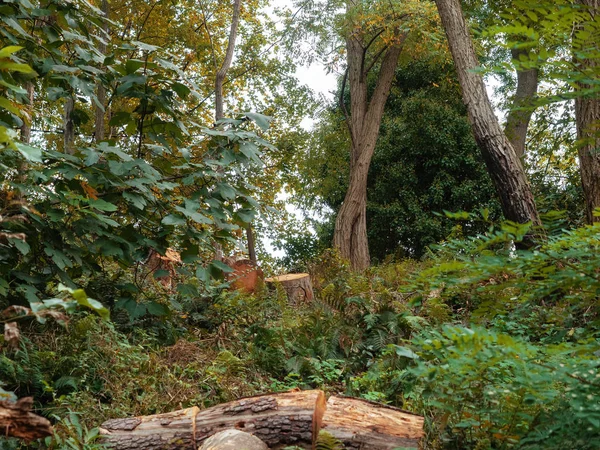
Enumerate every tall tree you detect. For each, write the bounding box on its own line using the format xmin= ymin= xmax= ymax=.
xmin=330 ymin=0 xmax=439 ymax=271
xmin=332 ymin=26 xmax=405 ymax=271
xmin=434 ymin=0 xmax=540 ymax=227
xmin=575 ymin=0 xmax=600 ymax=223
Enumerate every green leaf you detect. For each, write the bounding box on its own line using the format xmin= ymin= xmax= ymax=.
xmin=58 ymin=284 xmax=109 ymax=320
xmin=125 ymin=59 xmax=145 ymax=74
xmin=210 ymin=260 xmax=234 ymax=273
xmin=147 ymin=301 xmax=169 ymax=316
xmin=0 ymin=46 xmax=23 ymax=57
xmin=15 ymin=143 xmax=42 ymax=162
xmin=162 ymin=214 xmax=186 ymax=226
xmin=8 ymin=237 xmax=30 ymax=255
xmin=177 ymin=283 xmax=198 ymax=297
xmin=89 ymin=198 xmax=118 ymax=212
xmin=243 ymin=112 xmax=272 ymax=131
xmin=393 ymin=345 xmax=420 ymax=360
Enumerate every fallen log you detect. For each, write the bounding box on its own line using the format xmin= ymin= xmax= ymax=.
xmin=265 ymin=273 xmax=314 ymax=304
xmin=320 ymin=396 xmax=424 ymax=450
xmin=0 ymin=397 xmax=53 ymax=441
xmin=100 ymin=390 xmax=326 ymax=450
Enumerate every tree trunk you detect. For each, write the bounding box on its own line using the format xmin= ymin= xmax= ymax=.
xmin=435 ymin=0 xmax=540 ymax=227
xmin=504 ymin=47 xmax=539 ymax=158
xmin=94 ymin=0 xmax=109 ymax=142
xmin=246 ymin=224 xmax=257 ymax=265
xmin=333 ymin=27 xmax=404 ymax=271
xmin=0 ymin=397 xmax=53 ymax=441
xmin=212 ymin=0 xmax=242 ymax=262
xmin=265 ymin=273 xmax=314 ymax=303
xmin=215 ymin=0 xmax=241 ymax=122
xmin=100 ymin=390 xmax=326 ymax=450
xmin=321 ymin=396 xmax=424 ymax=450
xmin=575 ymin=0 xmax=600 ymax=223
xmin=64 ymin=97 xmax=75 ymax=154
xmin=20 ymin=82 xmax=34 ymax=144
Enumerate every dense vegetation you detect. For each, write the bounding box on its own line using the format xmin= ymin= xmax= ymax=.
xmin=0 ymin=0 xmax=599 ymax=449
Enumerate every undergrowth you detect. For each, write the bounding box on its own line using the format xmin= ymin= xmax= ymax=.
xmin=2 ymin=221 xmax=600 ymax=449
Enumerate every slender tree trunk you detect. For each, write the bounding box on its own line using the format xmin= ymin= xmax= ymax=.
xmin=94 ymin=0 xmax=109 ymax=142
xmin=20 ymin=82 xmax=34 ymax=144
xmin=333 ymin=30 xmax=404 ymax=271
xmin=212 ymin=0 xmax=242 ymax=262
xmin=435 ymin=0 xmax=540 ymax=227
xmin=504 ymin=47 xmax=539 ymax=158
xmin=215 ymin=0 xmax=241 ymax=122
xmin=64 ymin=97 xmax=75 ymax=154
xmin=575 ymin=0 xmax=600 ymax=223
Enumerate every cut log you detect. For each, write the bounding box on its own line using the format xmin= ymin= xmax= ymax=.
xmin=100 ymin=390 xmax=326 ymax=450
xmin=0 ymin=397 xmax=53 ymax=441
xmin=321 ymin=396 xmax=424 ymax=450
xmin=265 ymin=273 xmax=314 ymax=304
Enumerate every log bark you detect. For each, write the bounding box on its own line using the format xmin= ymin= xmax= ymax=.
xmin=0 ymin=397 xmax=53 ymax=441
xmin=575 ymin=0 xmax=600 ymax=223
xmin=265 ymin=273 xmax=314 ymax=304
xmin=100 ymin=390 xmax=326 ymax=450
xmin=320 ymin=396 xmax=424 ymax=450
xmin=435 ymin=0 xmax=540 ymax=228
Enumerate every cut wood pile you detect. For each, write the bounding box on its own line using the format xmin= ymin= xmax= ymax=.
xmin=99 ymin=390 xmax=423 ymax=449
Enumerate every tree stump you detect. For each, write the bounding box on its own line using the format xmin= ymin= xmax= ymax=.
xmin=100 ymin=390 xmax=326 ymax=450
xmin=225 ymin=259 xmax=264 ymax=294
xmin=265 ymin=273 xmax=314 ymax=304
xmin=320 ymin=396 xmax=424 ymax=449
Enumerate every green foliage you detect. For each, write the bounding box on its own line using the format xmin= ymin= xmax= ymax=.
xmin=409 ymin=326 xmax=600 ymax=450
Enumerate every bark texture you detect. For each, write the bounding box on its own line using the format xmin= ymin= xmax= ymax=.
xmin=100 ymin=390 xmax=326 ymax=450
xmin=333 ymin=26 xmax=405 ymax=271
xmin=504 ymin=47 xmax=539 ymax=158
xmin=321 ymin=396 xmax=424 ymax=450
xmin=576 ymin=0 xmax=600 ymax=223
xmin=435 ymin=0 xmax=540 ymax=227
xmin=0 ymin=397 xmax=53 ymax=441
xmin=265 ymin=273 xmax=314 ymax=303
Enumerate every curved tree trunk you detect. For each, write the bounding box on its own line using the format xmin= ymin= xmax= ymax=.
xmin=435 ymin=0 xmax=540 ymax=227
xmin=575 ymin=0 xmax=600 ymax=224
xmin=333 ymin=26 xmax=404 ymax=271
xmin=505 ymin=47 xmax=539 ymax=159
